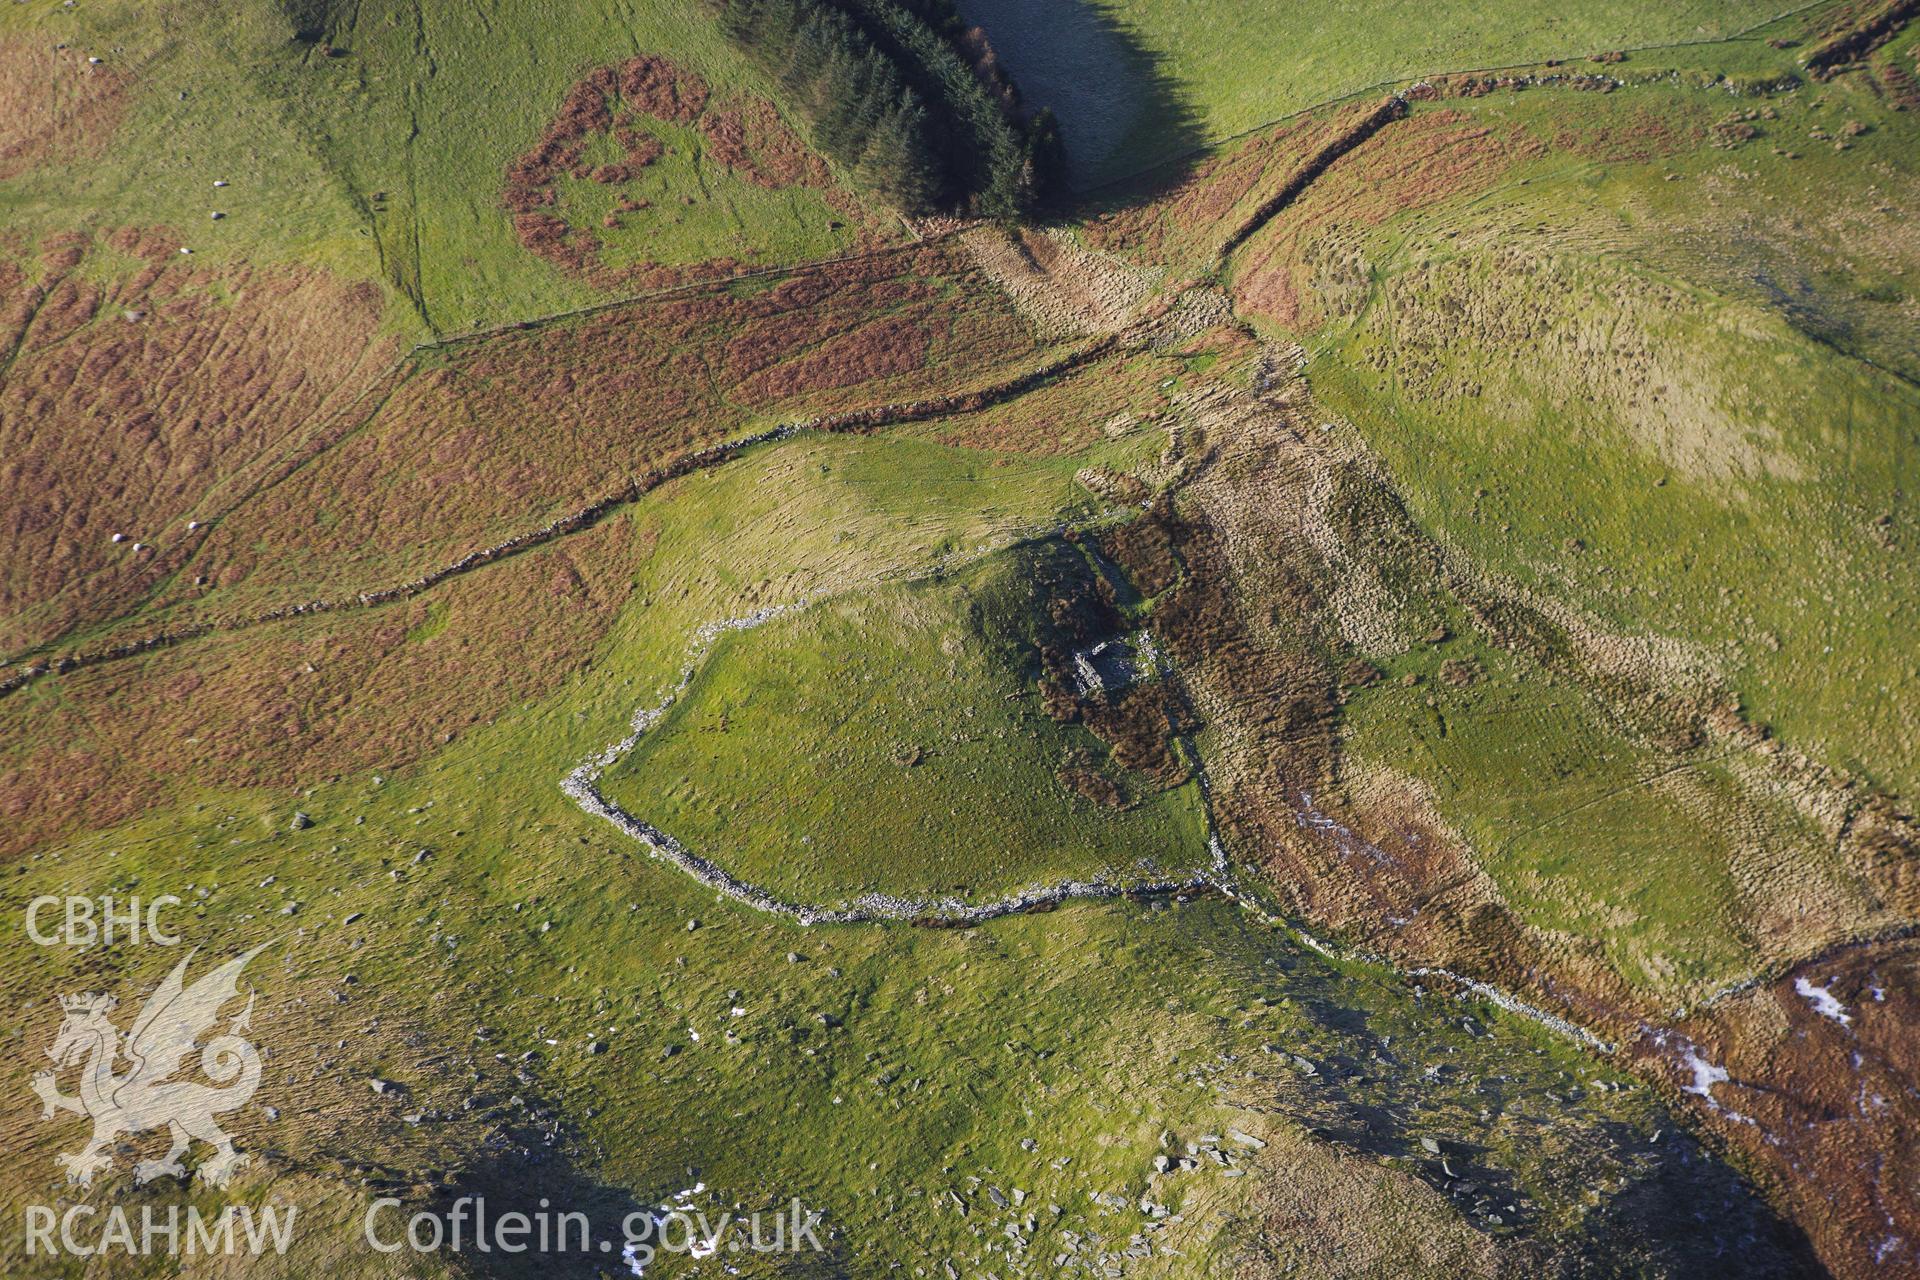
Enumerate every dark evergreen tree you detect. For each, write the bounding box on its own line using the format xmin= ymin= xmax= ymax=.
xmin=1025 ymin=106 xmax=1067 ymax=208
xmin=861 ymin=89 xmax=939 ymax=210
xmin=714 ymin=0 xmax=1066 ymax=217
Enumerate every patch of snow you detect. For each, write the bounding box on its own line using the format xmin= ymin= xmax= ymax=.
xmin=1294 ymin=790 xmax=1398 ymax=867
xmin=1794 ymin=976 xmax=1851 ymax=1026
xmin=1683 ymin=1051 xmax=1729 ymax=1101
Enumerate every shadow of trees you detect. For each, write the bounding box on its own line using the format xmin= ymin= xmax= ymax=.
xmin=958 ymin=0 xmax=1208 ymax=199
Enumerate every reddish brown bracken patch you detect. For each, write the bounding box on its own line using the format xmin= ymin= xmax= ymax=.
xmin=1640 ymin=939 xmax=1920 ymax=1280
xmin=0 ymin=40 xmax=130 ymax=180
xmin=737 ymin=312 xmax=934 ymax=403
xmin=1878 ymin=46 xmax=1920 ymax=109
xmin=138 ymin=242 xmax=1042 ymax=623
xmin=699 ymin=99 xmax=833 ymax=189
xmin=502 ymin=54 xmax=869 ymax=289
xmin=0 ymin=515 xmax=651 ymax=860
xmin=1085 ymin=97 xmax=1408 ymax=276
xmin=1084 ymin=117 xmax=1319 ymax=268
xmin=0 ymin=228 xmax=396 ymax=654
xmin=1550 ymin=103 xmax=1709 ymax=163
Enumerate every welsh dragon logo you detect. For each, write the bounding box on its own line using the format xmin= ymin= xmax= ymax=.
xmin=32 ymin=945 xmax=267 ymax=1188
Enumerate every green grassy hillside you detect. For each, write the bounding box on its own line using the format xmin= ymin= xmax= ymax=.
xmin=971 ymin=0 xmax=1790 ymax=184
xmin=2 ymin=404 xmax=1810 ymax=1278
xmin=4 ymin=2 xmax=1915 ymax=1277
xmin=0 ymin=0 xmax=897 ymax=336
xmin=601 ymin=545 xmax=1210 ymax=907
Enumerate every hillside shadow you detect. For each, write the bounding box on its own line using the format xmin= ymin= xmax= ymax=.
xmin=1242 ymin=953 xmax=1827 ymax=1276
xmin=427 ymin=1143 xmax=653 ymax=1279
xmin=1566 ymin=1125 xmax=1827 ymax=1278
xmin=959 ymin=0 xmax=1206 ymax=199
xmin=1278 ymin=1061 xmax=1822 ymax=1275
xmin=432 ymin=1134 xmax=852 ymax=1278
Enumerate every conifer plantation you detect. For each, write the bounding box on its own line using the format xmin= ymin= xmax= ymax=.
xmin=718 ymin=0 xmax=1063 ymax=215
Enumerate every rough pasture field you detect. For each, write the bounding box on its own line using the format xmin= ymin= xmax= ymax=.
xmin=972 ymin=0 xmax=1787 ymax=182
xmin=1276 ymin=78 xmax=1920 ymax=801
xmin=503 ymin=54 xmax=895 ymax=289
xmin=0 ymin=227 xmax=398 ymax=654
xmin=163 ymin=247 xmax=1044 ymax=614
xmin=598 ymin=543 xmax=1211 ymax=908
xmin=24 ymin=241 xmax=1052 ymax=651
xmin=0 ymin=513 xmax=646 ymax=862
xmin=0 ymin=39 xmax=129 ymax=180
xmin=0 ymin=410 xmax=1821 ymax=1277
xmin=0 ymin=0 xmax=904 ymax=335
